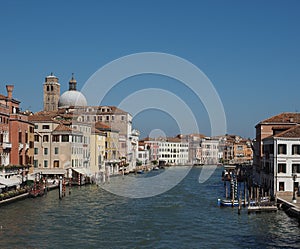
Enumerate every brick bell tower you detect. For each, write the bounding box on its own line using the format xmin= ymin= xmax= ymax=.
xmin=43 ymin=73 xmax=60 ymax=111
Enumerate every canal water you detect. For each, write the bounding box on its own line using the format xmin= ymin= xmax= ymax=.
xmin=0 ymin=166 xmax=299 ymax=249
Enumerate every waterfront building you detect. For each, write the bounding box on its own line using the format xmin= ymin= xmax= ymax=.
xmin=90 ymin=127 xmax=106 ymax=176
xmin=29 ymin=113 xmax=92 ymax=178
xmin=261 ymin=124 xmax=300 ymax=197
xmin=199 ymin=137 xmax=219 ymax=165
xmin=130 ymin=129 xmax=140 ymax=170
xmin=253 ymin=113 xmax=300 ymax=188
xmin=216 ymin=134 xmax=253 ymax=165
xmin=142 ymin=136 xmax=189 ymax=165
xmin=94 ymin=121 xmax=120 ymax=175
xmin=0 ymin=85 xmax=34 ymax=168
xmin=180 ymin=134 xmax=205 ymax=165
xmin=137 ymin=142 xmax=150 ymax=166
xmin=78 ymin=105 xmax=137 ymax=170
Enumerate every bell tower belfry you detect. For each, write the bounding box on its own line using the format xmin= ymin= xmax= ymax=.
xmin=43 ymin=73 xmax=60 ymax=111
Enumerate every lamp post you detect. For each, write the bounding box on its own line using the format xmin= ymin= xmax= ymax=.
xmin=292 ymin=172 xmax=297 ymax=203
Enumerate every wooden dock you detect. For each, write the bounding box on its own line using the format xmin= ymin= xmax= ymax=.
xmin=277 ymin=196 xmax=300 ymax=220
xmin=247 ymin=205 xmax=278 ymax=214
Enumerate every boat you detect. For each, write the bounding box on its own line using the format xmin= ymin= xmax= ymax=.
xmin=29 ymin=187 xmax=44 ymax=198
xmin=218 ymin=198 xmax=270 ymax=207
xmin=153 ymin=166 xmax=159 ymax=171
xmin=218 ymin=199 xmax=239 ymax=207
xmin=136 ymin=170 xmax=144 ymax=174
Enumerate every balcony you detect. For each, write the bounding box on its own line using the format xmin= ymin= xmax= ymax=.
xmin=19 ymin=143 xmax=24 ymax=151
xmin=2 ymin=142 xmax=12 ymax=149
xmin=25 ymin=143 xmax=30 ymax=150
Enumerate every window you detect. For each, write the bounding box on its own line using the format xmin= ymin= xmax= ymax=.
xmin=42 ymin=125 xmax=50 ymax=129
xmin=19 ymin=131 xmax=22 ymax=143
xmin=54 ymin=160 xmax=59 ymax=168
xmin=34 ymin=135 xmax=39 ymax=142
xmin=34 ymin=160 xmax=38 ymax=168
xmin=292 ymin=164 xmax=300 ymax=173
xmin=52 ymin=135 xmax=59 ymax=142
xmin=279 ymin=182 xmax=285 ymax=191
xmin=34 ymin=125 xmax=38 ymax=129
xmin=62 ymin=135 xmax=69 ymax=142
xmin=44 ymin=160 xmax=48 ymax=167
xmin=54 ymin=147 xmax=59 ymax=154
xmin=106 ymin=116 xmax=109 ymax=121
xmin=278 ymin=163 xmax=286 ymax=173
xmin=278 ymin=144 xmax=287 ymax=155
xmin=292 ymin=145 xmax=300 ymax=155
xmin=43 ymin=135 xmax=49 ymax=142
xmin=44 ymin=148 xmax=48 ymax=155
xmin=237 ymin=145 xmax=243 ymax=150
xmin=34 ymin=148 xmax=38 ymax=155
xmin=25 ymin=132 xmax=28 ymax=143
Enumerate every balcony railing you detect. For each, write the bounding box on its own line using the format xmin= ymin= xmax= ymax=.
xmin=19 ymin=143 xmax=24 ymax=151
xmin=2 ymin=142 xmax=12 ymax=149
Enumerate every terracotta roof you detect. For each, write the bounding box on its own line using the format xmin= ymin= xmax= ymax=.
xmin=95 ymin=122 xmax=110 ymax=129
xmin=94 ymin=121 xmax=119 ymax=132
xmin=89 ymin=106 xmax=129 ymax=115
xmin=272 ymin=125 xmax=295 ymax=130
xmin=52 ymin=123 xmax=83 ymax=134
xmin=274 ymin=125 xmax=300 ymax=138
xmin=259 ymin=112 xmax=300 ymax=124
xmin=166 ymin=137 xmax=183 ymax=143
xmin=91 ymin=127 xmax=105 ymax=135
xmin=52 ymin=123 xmax=73 ymax=132
xmin=28 ymin=114 xmax=57 ymax=122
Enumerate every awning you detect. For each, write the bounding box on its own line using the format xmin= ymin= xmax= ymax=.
xmin=72 ymin=168 xmax=92 ymax=176
xmin=33 ymin=168 xmax=66 ymax=175
xmin=0 ymin=177 xmax=21 ymax=187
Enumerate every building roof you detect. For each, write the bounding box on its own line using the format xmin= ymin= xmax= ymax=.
xmin=258 ymin=112 xmax=300 ymax=125
xmin=28 ymin=114 xmax=57 ymax=122
xmin=88 ymin=106 xmax=129 ymax=115
xmin=274 ymin=125 xmax=300 ymax=138
xmin=91 ymin=127 xmax=105 ymax=135
xmin=95 ymin=121 xmax=119 ymax=132
xmin=52 ymin=123 xmax=73 ymax=132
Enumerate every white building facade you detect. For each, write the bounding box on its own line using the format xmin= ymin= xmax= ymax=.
xmin=199 ymin=138 xmax=219 ymax=165
xmin=262 ymin=126 xmax=300 ymax=197
xmin=144 ymin=138 xmax=189 ymax=165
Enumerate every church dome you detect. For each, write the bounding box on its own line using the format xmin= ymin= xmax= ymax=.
xmin=58 ymin=74 xmax=88 ymax=108
xmin=58 ymin=91 xmax=87 ymax=107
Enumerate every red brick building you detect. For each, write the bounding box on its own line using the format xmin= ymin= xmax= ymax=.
xmin=0 ymin=85 xmax=34 ymax=168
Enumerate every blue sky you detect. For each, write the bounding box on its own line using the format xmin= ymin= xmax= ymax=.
xmin=1 ymin=0 xmax=300 ymax=138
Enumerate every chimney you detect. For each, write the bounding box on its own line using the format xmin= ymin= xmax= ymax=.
xmin=6 ymin=85 xmax=14 ymax=99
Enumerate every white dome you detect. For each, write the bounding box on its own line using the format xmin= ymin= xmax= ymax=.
xmin=58 ymin=90 xmax=87 ymax=107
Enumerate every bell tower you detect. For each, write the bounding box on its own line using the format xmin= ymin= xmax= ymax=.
xmin=43 ymin=73 xmax=60 ymax=111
